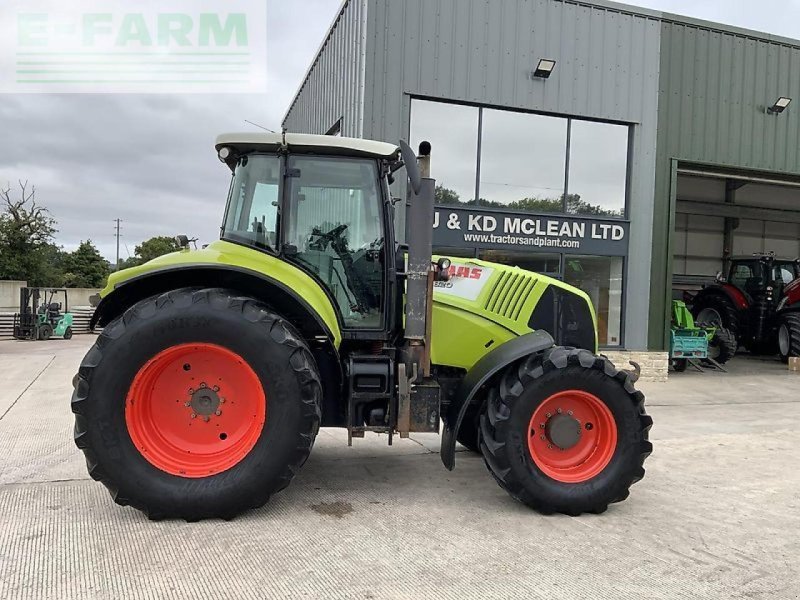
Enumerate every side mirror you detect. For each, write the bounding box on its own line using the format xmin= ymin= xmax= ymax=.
xmin=714 ymin=271 xmax=725 ymax=283
xmin=399 ymin=140 xmax=422 ymax=195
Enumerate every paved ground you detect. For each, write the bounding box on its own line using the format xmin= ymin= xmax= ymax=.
xmin=1 ymin=336 xmax=798 ymax=600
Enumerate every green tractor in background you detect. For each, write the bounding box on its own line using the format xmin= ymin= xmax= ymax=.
xmin=72 ymin=133 xmax=652 ymax=521
xmin=670 ymin=300 xmax=737 ymax=372
xmin=13 ymin=288 xmax=74 ymax=341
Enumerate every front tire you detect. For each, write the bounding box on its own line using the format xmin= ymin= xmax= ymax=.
xmin=72 ymin=288 xmax=322 ymax=521
xmin=707 ymin=328 xmax=737 ymax=365
xmin=778 ymin=313 xmax=800 ymax=364
xmin=480 ymin=348 xmax=652 ymax=515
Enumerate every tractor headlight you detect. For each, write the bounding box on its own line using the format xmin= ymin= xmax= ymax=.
xmin=218 ymin=146 xmax=232 ymax=162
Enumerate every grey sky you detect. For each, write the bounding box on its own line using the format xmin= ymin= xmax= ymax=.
xmin=3 ymin=0 xmax=799 ymax=261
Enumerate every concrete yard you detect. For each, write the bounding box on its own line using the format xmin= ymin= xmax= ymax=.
xmin=1 ymin=336 xmax=798 ymax=600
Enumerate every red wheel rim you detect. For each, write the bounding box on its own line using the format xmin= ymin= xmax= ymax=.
xmin=125 ymin=343 xmax=266 ymax=478
xmin=527 ymin=390 xmax=617 ymax=483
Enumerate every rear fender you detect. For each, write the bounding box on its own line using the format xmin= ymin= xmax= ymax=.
xmin=91 ymin=265 xmax=337 ymax=344
xmin=719 ymin=284 xmax=750 ymax=310
xmin=439 ymin=330 xmax=555 ymax=470
xmin=784 ymin=278 xmax=800 ymax=307
xmin=694 ymin=285 xmax=749 ymax=312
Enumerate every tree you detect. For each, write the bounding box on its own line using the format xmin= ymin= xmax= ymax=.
xmin=132 ymin=236 xmax=181 ymax=265
xmin=62 ymin=240 xmax=111 ymax=288
xmin=435 ymin=185 xmax=480 ymax=206
xmin=0 ymin=181 xmax=61 ymax=286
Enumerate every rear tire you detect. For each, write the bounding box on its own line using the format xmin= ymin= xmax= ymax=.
xmin=480 ymin=347 xmax=652 ymax=515
xmin=71 ymin=288 xmax=322 ymax=521
xmin=707 ymin=328 xmax=737 ymax=365
xmin=693 ymin=293 xmax=740 ymax=334
xmin=778 ymin=312 xmax=800 ymax=364
xmin=63 ymin=326 xmax=73 ymax=340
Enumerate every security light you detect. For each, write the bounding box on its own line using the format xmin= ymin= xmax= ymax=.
xmin=534 ymin=59 xmax=556 ymax=79
xmin=768 ymin=97 xmax=792 ymax=114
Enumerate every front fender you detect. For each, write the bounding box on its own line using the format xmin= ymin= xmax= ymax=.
xmin=439 ymin=330 xmax=555 ymax=470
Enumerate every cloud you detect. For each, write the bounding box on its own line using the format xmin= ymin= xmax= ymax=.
xmin=1 ymin=0 xmax=341 ymax=261
xmin=3 ymin=0 xmax=800 ymax=262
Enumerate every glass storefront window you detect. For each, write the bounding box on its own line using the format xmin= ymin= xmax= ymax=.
xmin=478 ymin=250 xmax=561 ymax=278
xmin=564 ymin=256 xmax=623 ymax=347
xmin=567 ymin=120 xmax=628 ymax=218
xmin=480 ymin=110 xmax=567 ymax=212
xmin=410 ymin=100 xmax=479 ymax=206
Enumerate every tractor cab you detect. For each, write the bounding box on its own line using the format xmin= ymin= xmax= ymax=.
xmin=217 ymin=133 xmax=400 ymax=337
xmin=13 ymin=288 xmax=74 ymax=341
xmin=722 ymin=254 xmax=800 ymax=302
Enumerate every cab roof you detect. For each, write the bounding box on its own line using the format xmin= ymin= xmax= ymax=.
xmin=215 ymin=132 xmax=400 ymax=164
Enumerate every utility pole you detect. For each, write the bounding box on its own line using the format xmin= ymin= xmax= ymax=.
xmin=114 ymin=219 xmax=122 ymax=271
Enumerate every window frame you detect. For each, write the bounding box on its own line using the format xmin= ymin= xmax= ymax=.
xmin=410 ymin=96 xmax=633 ymax=220
xmin=410 ymin=96 xmax=633 ymax=348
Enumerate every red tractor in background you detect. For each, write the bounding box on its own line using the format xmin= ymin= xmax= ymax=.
xmin=690 ymin=253 xmax=800 ymax=362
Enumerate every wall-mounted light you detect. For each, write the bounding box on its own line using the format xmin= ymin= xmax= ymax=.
xmin=768 ymin=97 xmax=792 ymax=114
xmin=534 ymin=59 xmax=556 ymax=79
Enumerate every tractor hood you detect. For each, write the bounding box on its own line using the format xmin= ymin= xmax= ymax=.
xmin=429 ymin=257 xmax=598 ymax=370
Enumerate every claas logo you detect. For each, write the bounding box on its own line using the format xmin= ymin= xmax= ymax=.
xmin=447 ymin=265 xmax=484 ymax=280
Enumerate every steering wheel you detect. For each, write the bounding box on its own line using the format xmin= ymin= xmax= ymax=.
xmin=309 ymin=224 xmax=349 ymax=251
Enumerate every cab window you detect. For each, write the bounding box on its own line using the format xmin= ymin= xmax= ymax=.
xmin=284 ymin=156 xmax=385 ymax=329
xmin=222 ymin=155 xmax=280 ymax=250
xmin=729 ymin=261 xmax=761 ymax=290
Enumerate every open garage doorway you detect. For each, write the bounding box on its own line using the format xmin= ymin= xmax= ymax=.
xmin=672 ymin=164 xmax=800 ymax=364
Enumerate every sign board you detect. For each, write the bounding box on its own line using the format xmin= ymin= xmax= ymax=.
xmin=433 ymin=206 xmax=629 ymax=257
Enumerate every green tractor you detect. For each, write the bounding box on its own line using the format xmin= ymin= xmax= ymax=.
xmin=670 ymin=300 xmax=737 ymax=372
xmin=72 ymin=133 xmax=652 ymax=520
xmin=13 ymin=288 xmax=74 ymax=341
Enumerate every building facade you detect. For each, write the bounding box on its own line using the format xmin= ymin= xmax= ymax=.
xmin=284 ymin=0 xmax=800 ymax=354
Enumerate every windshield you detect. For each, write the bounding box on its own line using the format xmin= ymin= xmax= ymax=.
xmin=285 ymin=156 xmax=385 ymax=329
xmin=222 ymin=155 xmax=280 ymax=251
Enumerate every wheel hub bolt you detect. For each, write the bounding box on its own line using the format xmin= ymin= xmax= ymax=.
xmin=215 ymin=410 xmax=222 ymax=416
xmin=190 ymin=413 xmax=196 ymax=419
xmin=203 ymin=416 xmax=210 ymax=423
xmin=200 ymin=382 xmax=207 ymax=389
xmin=213 ymin=385 xmax=220 ymax=392
xmin=188 ymin=388 xmax=194 ymax=395
xmin=184 ymin=402 xmax=191 ymax=407
xmin=568 ymin=410 xmax=573 ymax=416
xmin=557 ymin=408 xmax=562 ymax=414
